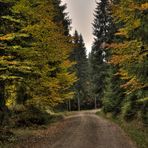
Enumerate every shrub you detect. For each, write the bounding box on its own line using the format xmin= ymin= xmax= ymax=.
xmin=12 ymin=106 xmax=62 ymax=127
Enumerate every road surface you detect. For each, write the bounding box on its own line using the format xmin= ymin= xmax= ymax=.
xmin=15 ymin=111 xmax=136 ymax=148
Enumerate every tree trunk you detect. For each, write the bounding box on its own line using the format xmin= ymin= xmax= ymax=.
xmin=94 ymin=96 xmax=97 ymax=109
xmin=0 ymin=81 xmax=6 ymax=125
xmin=78 ymin=93 xmax=80 ymax=111
xmin=68 ymin=99 xmax=71 ymax=111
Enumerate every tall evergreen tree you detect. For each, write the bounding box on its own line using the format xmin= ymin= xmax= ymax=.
xmin=109 ymin=0 xmax=148 ymax=122
xmin=0 ymin=0 xmax=76 ymax=124
xmin=0 ymin=0 xmax=33 ymax=111
xmin=51 ymin=0 xmax=71 ymax=36
xmin=70 ymin=31 xmax=88 ymax=110
xmin=90 ymin=0 xmax=113 ymax=107
xmin=13 ymin=0 xmax=76 ymax=107
xmin=102 ymin=65 xmax=125 ymax=115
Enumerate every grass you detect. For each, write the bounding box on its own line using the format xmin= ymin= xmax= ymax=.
xmin=96 ymin=111 xmax=148 ymax=148
xmin=0 ymin=110 xmax=64 ymax=148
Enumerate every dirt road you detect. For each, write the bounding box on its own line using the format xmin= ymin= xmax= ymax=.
xmin=15 ymin=111 xmax=136 ymax=148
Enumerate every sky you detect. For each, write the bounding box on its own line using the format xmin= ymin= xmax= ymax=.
xmin=61 ymin=0 xmax=98 ymax=54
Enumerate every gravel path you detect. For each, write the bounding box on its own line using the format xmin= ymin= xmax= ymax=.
xmin=15 ymin=111 xmax=136 ymax=148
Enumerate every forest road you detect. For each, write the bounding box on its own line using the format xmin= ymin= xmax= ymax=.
xmin=16 ymin=110 xmax=136 ymax=148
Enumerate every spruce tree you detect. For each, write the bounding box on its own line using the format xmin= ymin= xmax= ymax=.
xmin=0 ymin=0 xmax=33 ymax=110
xmin=90 ymin=0 xmax=113 ymax=107
xmin=51 ymin=0 xmax=71 ymax=36
xmin=70 ymin=31 xmax=88 ymax=110
xmin=102 ymin=65 xmax=125 ymax=115
xmin=0 ymin=0 xmax=76 ymax=114
xmin=110 ymin=0 xmax=148 ymax=122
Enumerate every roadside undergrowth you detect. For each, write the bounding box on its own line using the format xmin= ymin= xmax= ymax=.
xmin=96 ymin=111 xmax=148 ymax=148
xmin=0 ymin=108 xmax=65 ymax=147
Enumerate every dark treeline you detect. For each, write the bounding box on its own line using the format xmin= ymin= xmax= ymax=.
xmin=69 ymin=31 xmax=92 ymax=111
xmin=0 ymin=0 xmax=147 ymax=128
xmin=89 ymin=0 xmax=148 ymax=124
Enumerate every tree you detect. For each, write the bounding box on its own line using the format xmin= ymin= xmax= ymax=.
xmin=102 ymin=65 xmax=125 ymax=115
xmin=0 ymin=0 xmax=33 ymax=111
xmin=90 ymin=0 xmax=114 ymax=108
xmin=0 ymin=0 xmax=76 ymax=123
xmin=109 ymin=0 xmax=148 ymax=122
xmin=51 ymin=0 xmax=71 ymax=36
xmin=70 ymin=31 xmax=88 ymax=110
xmin=13 ymin=0 xmax=76 ymax=107
xmin=0 ymin=0 xmax=35 ymax=124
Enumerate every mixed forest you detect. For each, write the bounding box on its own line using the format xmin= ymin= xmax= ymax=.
xmin=0 ymin=0 xmax=148 ymax=144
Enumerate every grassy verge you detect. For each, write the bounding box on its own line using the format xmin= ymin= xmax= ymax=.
xmin=0 ymin=111 xmax=65 ymax=147
xmin=96 ymin=111 xmax=148 ymax=148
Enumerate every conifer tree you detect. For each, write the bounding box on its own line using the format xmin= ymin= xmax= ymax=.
xmin=0 ymin=0 xmax=33 ymax=110
xmin=13 ymin=0 xmax=76 ymax=107
xmin=70 ymin=31 xmax=88 ymax=110
xmin=51 ymin=0 xmax=71 ymax=36
xmin=110 ymin=0 xmax=148 ymax=122
xmin=0 ymin=0 xmax=76 ymax=117
xmin=102 ymin=65 xmax=125 ymax=115
xmin=90 ymin=0 xmax=114 ymax=107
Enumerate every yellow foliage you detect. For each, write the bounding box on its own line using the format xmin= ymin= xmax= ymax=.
xmin=115 ymin=28 xmax=128 ymax=36
xmin=140 ymin=3 xmax=148 ymax=10
xmin=121 ymin=77 xmax=144 ymax=94
xmin=0 ymin=33 xmax=15 ymax=41
xmin=110 ymin=0 xmax=148 ymax=97
xmin=132 ymin=19 xmax=141 ymax=29
xmin=110 ymin=55 xmax=130 ymax=65
xmin=115 ymin=69 xmax=130 ymax=80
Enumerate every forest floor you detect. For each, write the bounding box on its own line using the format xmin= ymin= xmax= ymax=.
xmin=4 ymin=110 xmax=137 ymax=148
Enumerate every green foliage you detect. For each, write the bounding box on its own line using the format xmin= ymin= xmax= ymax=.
xmin=97 ymin=111 xmax=148 ymax=148
xmin=102 ymin=66 xmax=124 ymax=116
xmin=0 ymin=0 xmax=76 ymax=125
xmin=12 ymin=106 xmax=62 ymax=127
xmin=90 ymin=0 xmax=116 ymax=108
xmin=92 ymin=0 xmax=148 ymax=124
xmin=70 ymin=31 xmax=89 ymax=110
xmin=108 ymin=0 xmax=148 ymax=123
xmin=0 ymin=129 xmax=14 ymax=143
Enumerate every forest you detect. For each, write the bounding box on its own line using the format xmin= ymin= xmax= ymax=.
xmin=0 ymin=0 xmax=148 ymax=147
